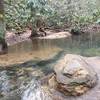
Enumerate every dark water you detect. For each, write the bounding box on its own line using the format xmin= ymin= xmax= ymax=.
xmin=0 ymin=33 xmax=100 ymax=100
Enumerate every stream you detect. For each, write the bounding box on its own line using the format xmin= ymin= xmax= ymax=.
xmin=0 ymin=32 xmax=100 ymax=100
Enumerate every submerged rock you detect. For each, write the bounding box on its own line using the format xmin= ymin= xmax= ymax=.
xmin=48 ymin=54 xmax=98 ymax=96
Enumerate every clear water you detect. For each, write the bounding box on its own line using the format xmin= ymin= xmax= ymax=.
xmin=22 ymin=79 xmax=52 ymax=100
xmin=8 ymin=32 xmax=100 ymax=57
xmin=0 ymin=33 xmax=100 ymax=100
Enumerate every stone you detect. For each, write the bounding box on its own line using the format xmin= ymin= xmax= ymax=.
xmin=49 ymin=54 xmax=98 ymax=96
xmin=48 ymin=75 xmax=57 ymax=88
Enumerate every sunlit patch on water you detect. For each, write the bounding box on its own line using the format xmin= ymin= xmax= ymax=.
xmin=0 ymin=71 xmax=10 ymax=96
xmin=0 ymin=58 xmax=55 ymax=99
xmin=0 ymin=69 xmax=52 ymax=100
xmin=0 ymin=68 xmax=36 ymax=98
xmin=22 ymin=79 xmax=52 ymax=100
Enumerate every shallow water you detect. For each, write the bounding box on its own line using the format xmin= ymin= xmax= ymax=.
xmin=1 ymin=33 xmax=100 ymax=66
xmin=0 ymin=33 xmax=100 ymax=100
xmin=22 ymin=79 xmax=52 ymax=100
xmin=8 ymin=32 xmax=100 ymax=57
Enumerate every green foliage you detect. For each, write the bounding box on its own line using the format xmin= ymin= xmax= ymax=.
xmin=4 ymin=0 xmax=100 ymax=32
xmin=5 ymin=0 xmax=29 ymax=31
xmin=0 ymin=0 xmax=5 ymax=39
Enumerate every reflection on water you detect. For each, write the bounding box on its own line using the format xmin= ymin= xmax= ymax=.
xmin=8 ymin=39 xmax=58 ymax=53
xmin=8 ymin=32 xmax=100 ymax=57
xmin=0 ymin=33 xmax=100 ymax=66
xmin=0 ymin=33 xmax=100 ymax=100
xmin=0 ymin=39 xmax=62 ymax=66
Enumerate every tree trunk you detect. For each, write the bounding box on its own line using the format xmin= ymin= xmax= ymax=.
xmin=0 ymin=0 xmax=8 ymax=54
xmin=30 ymin=8 xmax=39 ymax=38
xmin=30 ymin=26 xmax=38 ymax=37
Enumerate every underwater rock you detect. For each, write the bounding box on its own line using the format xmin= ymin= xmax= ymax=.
xmin=48 ymin=54 xmax=98 ymax=96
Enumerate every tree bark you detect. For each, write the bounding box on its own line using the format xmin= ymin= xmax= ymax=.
xmin=0 ymin=0 xmax=8 ymax=54
xmin=30 ymin=24 xmax=38 ymax=37
xmin=30 ymin=8 xmax=39 ymax=37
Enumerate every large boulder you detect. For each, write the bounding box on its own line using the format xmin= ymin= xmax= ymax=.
xmin=48 ymin=54 xmax=98 ymax=96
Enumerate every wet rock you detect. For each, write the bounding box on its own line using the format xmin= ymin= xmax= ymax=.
xmin=48 ymin=74 xmax=57 ymax=88
xmin=49 ymin=54 xmax=98 ymax=96
xmin=16 ymin=69 xmax=27 ymax=77
xmin=71 ymin=28 xmax=84 ymax=35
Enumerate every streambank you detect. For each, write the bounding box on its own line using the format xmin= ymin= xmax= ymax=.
xmin=6 ymin=30 xmax=71 ymax=46
xmin=5 ymin=24 xmax=100 ymax=46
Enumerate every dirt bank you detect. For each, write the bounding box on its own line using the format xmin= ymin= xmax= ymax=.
xmin=6 ymin=30 xmax=71 ymax=46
